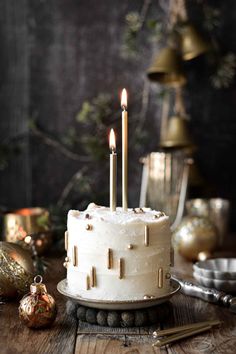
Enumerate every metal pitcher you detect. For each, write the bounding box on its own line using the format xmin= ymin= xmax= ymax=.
xmin=139 ymin=150 xmax=193 ymax=230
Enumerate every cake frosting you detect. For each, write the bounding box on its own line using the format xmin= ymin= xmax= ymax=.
xmin=64 ymin=203 xmax=173 ymax=301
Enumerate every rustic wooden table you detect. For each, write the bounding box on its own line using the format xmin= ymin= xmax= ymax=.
xmin=1 ymin=250 xmax=236 ymax=354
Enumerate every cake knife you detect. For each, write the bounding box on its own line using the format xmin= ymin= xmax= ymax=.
xmin=172 ymin=276 xmax=236 ymax=313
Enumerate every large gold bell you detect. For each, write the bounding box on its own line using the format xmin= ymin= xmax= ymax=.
xmin=180 ymin=24 xmax=209 ymax=61
xmin=160 ymin=115 xmax=194 ymax=149
xmin=147 ymin=47 xmax=186 ymax=86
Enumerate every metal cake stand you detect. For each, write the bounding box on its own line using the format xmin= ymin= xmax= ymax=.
xmin=57 ymin=279 xmax=180 ymax=310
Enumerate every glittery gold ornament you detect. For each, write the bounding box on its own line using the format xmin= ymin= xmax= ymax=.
xmin=172 ymin=216 xmax=217 ymax=261
xmin=0 ymin=242 xmax=34 ymax=298
xmin=19 ymin=275 xmax=57 ymax=329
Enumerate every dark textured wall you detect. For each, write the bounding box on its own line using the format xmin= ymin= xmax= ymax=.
xmin=1 ymin=0 xmax=236 ymax=228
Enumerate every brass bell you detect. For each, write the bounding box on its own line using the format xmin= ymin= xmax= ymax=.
xmin=160 ymin=115 xmax=194 ymax=149
xmin=180 ymin=23 xmax=209 ymax=61
xmin=147 ymin=47 xmax=186 ymax=86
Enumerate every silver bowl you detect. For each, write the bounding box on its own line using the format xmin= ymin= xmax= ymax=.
xmin=193 ymin=258 xmax=236 ymax=280
xmin=193 ymin=271 xmax=236 ymax=293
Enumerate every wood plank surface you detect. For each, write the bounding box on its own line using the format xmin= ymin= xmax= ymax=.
xmin=74 ymin=251 xmax=236 ymax=354
xmin=0 ymin=257 xmax=77 ymax=354
xmin=1 ymin=250 xmax=236 ymax=353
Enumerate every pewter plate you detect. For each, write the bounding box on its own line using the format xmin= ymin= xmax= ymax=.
xmin=193 ymin=258 xmax=236 ymax=280
xmin=57 ymin=279 xmax=180 ymax=310
xmin=193 ymin=271 xmax=236 ymax=293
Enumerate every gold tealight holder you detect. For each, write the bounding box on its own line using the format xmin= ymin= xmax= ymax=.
xmin=3 ymin=207 xmax=52 ymax=255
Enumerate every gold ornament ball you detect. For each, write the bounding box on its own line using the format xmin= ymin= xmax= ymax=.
xmin=0 ymin=242 xmax=34 ymax=298
xmin=19 ymin=275 xmax=57 ymax=329
xmin=172 ymin=216 xmax=218 ymax=261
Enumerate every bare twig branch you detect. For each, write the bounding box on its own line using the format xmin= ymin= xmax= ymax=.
xmin=31 ymin=124 xmax=91 ymax=163
xmin=131 ymin=78 xmax=150 ymax=143
xmin=140 ymin=0 xmax=152 ymax=29
xmin=57 ymin=167 xmax=88 ymax=208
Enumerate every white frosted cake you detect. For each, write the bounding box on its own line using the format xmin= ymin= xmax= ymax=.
xmin=64 ymin=203 xmax=173 ymax=301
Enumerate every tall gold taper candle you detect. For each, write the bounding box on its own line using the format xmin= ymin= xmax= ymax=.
xmin=121 ymin=88 xmax=128 ymax=211
xmin=109 ymin=129 xmax=117 ymax=212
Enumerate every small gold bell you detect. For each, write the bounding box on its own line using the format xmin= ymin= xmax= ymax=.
xmin=147 ymin=47 xmax=187 ymax=86
xmin=19 ymin=275 xmax=57 ymax=329
xmin=160 ymin=115 xmax=194 ymax=149
xmin=180 ymin=23 xmax=209 ymax=61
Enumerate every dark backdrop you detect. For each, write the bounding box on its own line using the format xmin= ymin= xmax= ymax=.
xmin=1 ymin=0 xmax=236 ymax=229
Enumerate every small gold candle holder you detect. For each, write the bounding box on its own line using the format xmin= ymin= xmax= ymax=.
xmin=3 ymin=207 xmax=52 ymax=255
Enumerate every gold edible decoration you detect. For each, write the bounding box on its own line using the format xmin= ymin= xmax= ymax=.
xmin=170 ymin=246 xmax=174 ymax=267
xmin=165 ymin=272 xmax=171 ymax=279
xmin=91 ymin=266 xmax=96 ymax=287
xmin=153 ymin=211 xmax=165 ymax=219
xmin=63 ymin=262 xmax=68 ymax=269
xmin=107 ymin=248 xmax=113 ymax=269
xmin=158 ymin=267 xmax=163 ymax=288
xmin=86 ymin=275 xmax=90 ymax=290
xmin=118 ymin=258 xmax=124 ymax=279
xmin=65 ymin=230 xmax=68 ymax=250
xmin=86 ymin=224 xmax=93 ymax=231
xmin=143 ymin=294 xmax=154 ymax=299
xmin=63 ymin=256 xmax=70 ymax=268
xmin=144 ymin=225 xmax=149 ymax=246
xmin=133 ymin=208 xmax=145 ymax=214
xmin=72 ymin=246 xmax=78 ymax=267
xmin=127 ymin=244 xmax=133 ymax=250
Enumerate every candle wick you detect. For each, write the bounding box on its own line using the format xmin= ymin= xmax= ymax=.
xmin=121 ymin=105 xmax=127 ymax=111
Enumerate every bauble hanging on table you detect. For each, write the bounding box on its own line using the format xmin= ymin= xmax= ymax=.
xmin=0 ymin=242 xmax=34 ymax=298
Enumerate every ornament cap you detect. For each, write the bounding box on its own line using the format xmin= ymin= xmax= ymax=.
xmin=30 ymin=275 xmax=47 ymax=294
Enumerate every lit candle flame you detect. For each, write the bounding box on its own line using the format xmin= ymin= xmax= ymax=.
xmin=121 ymin=88 xmax=127 ymax=110
xmin=109 ymin=128 xmax=116 ymax=152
